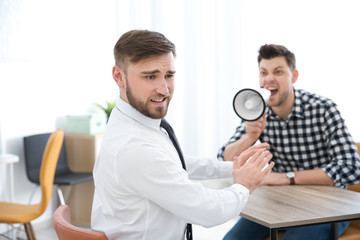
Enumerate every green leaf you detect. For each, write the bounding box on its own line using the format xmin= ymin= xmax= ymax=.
xmin=94 ymin=100 xmax=116 ymax=122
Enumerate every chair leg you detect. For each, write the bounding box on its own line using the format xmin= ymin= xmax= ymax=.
xmin=57 ymin=185 xmax=72 ymax=205
xmin=64 ymin=185 xmax=72 ymax=203
xmin=57 ymin=186 xmax=66 ymax=205
xmin=24 ymin=222 xmax=36 ymax=240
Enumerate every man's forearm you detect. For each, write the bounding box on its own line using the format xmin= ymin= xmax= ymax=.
xmin=223 ymin=135 xmax=257 ymax=161
xmin=262 ymin=168 xmax=334 ymax=186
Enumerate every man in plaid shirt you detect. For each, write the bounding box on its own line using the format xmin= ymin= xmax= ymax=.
xmin=219 ymin=44 xmax=360 ymax=240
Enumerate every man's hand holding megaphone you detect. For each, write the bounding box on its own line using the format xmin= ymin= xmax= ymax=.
xmin=245 ymin=112 xmax=267 ymax=142
xmin=223 ymin=88 xmax=270 ymax=162
xmin=232 ymin=87 xmax=269 ymax=142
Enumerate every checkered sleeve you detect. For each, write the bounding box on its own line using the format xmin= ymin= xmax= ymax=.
xmin=321 ymin=102 xmax=360 ymax=187
xmin=217 ymin=122 xmax=247 ymax=161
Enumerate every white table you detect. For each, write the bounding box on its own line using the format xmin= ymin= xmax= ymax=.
xmin=0 ymin=153 xmax=19 ymax=239
xmin=0 ymin=153 xmax=19 ymax=202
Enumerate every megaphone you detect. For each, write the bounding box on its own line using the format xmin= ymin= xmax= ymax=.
xmin=233 ymin=88 xmax=270 ymax=121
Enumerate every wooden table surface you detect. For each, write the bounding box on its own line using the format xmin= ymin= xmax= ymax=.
xmin=241 ymin=185 xmax=360 ymax=229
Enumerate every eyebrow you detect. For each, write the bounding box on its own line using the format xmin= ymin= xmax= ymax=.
xmin=141 ymin=70 xmax=176 ymax=74
xmin=260 ymin=66 xmax=284 ymax=71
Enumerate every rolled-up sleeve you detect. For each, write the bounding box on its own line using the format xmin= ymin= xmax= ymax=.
xmin=322 ymin=104 xmax=360 ymax=187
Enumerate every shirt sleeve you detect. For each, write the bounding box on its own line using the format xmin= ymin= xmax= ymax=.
xmin=321 ymin=102 xmax=360 ymax=187
xmin=184 ymin=154 xmax=233 ymax=180
xmin=217 ymin=122 xmax=247 ymax=161
xmin=119 ymin=142 xmax=249 ymax=227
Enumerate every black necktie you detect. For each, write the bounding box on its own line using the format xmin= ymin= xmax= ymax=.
xmin=160 ymin=119 xmax=193 ymax=240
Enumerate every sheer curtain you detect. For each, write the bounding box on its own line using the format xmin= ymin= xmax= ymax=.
xmin=2 ymin=0 xmax=360 ymax=161
xmin=1 ymin=0 xmax=241 ymax=206
xmin=0 ymin=0 xmax=243 ymax=160
xmin=114 ymin=0 xmax=244 ymax=157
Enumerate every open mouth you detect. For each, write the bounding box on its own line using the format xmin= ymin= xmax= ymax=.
xmin=266 ymin=87 xmax=278 ymax=96
xmin=150 ymin=97 xmax=167 ymax=104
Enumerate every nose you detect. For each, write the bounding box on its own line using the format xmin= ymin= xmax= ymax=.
xmin=260 ymin=73 xmax=275 ymax=87
xmin=156 ymin=78 xmax=169 ymax=96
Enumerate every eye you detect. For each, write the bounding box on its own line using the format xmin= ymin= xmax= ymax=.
xmin=275 ymin=70 xmax=283 ymax=75
xmin=260 ymin=71 xmax=267 ymax=76
xmin=165 ymin=74 xmax=174 ymax=79
xmin=146 ymin=75 xmax=155 ymax=79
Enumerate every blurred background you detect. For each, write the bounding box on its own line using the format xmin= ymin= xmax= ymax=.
xmin=1 ymin=0 xmax=360 ymax=232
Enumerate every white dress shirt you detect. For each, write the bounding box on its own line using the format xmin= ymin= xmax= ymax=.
xmin=91 ymin=98 xmax=249 ymax=240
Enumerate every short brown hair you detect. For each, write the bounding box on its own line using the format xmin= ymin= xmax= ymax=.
xmin=257 ymin=44 xmax=296 ymax=70
xmin=114 ymin=30 xmax=176 ymax=74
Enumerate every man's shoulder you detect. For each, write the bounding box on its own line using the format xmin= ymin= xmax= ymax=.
xmin=296 ymin=89 xmax=336 ymax=108
xmin=100 ymin=120 xmax=168 ymax=168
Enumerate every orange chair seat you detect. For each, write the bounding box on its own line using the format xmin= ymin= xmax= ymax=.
xmin=52 ymin=205 xmax=108 ymax=240
xmin=265 ymin=231 xmax=285 ymax=240
xmin=0 ymin=202 xmax=42 ymax=224
xmin=338 ymin=220 xmax=360 ymax=240
xmin=338 ymin=143 xmax=360 ymax=239
xmin=339 ymin=225 xmax=360 ymax=240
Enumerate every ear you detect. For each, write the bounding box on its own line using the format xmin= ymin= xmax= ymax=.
xmin=113 ymin=65 xmax=126 ymax=88
xmin=291 ymin=69 xmax=299 ymax=84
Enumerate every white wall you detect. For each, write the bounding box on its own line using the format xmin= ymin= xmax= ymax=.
xmin=0 ymin=0 xmax=118 ymax=229
xmin=1 ymin=0 xmax=360 ymax=232
xmin=239 ymin=0 xmax=360 ymax=143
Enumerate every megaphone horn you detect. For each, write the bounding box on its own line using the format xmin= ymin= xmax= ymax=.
xmin=233 ymin=88 xmax=270 ymax=121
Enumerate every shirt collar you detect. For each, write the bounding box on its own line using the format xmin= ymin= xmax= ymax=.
xmin=267 ymin=88 xmax=304 ymax=120
xmin=115 ymin=97 xmax=162 ymax=131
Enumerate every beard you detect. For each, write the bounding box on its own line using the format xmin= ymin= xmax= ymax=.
xmin=125 ymin=80 xmax=170 ymax=119
xmin=269 ymin=89 xmax=290 ymax=108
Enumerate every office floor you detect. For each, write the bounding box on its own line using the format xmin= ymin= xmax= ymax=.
xmin=0 ymin=216 xmax=239 ymax=240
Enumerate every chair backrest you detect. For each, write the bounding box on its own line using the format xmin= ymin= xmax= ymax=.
xmin=24 ymin=132 xmax=70 ymax=184
xmin=348 ymin=142 xmax=360 ymax=193
xmin=52 ymin=205 xmax=108 ymax=240
xmin=38 ymin=129 xmax=65 ymax=212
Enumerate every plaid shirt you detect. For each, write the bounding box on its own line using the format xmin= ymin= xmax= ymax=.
xmin=218 ymin=89 xmax=360 ymax=188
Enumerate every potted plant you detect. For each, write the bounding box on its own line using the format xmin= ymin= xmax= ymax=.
xmin=95 ymin=100 xmax=116 ymax=122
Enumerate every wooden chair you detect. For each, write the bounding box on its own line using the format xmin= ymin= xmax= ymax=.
xmin=265 ymin=231 xmax=284 ymax=240
xmin=24 ymin=132 xmax=93 ymax=205
xmin=338 ymin=142 xmax=360 ymax=240
xmin=0 ymin=129 xmax=64 ymax=240
xmin=52 ymin=204 xmax=108 ymax=240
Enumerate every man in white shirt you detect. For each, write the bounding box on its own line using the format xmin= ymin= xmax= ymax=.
xmin=91 ymin=29 xmax=274 ymax=240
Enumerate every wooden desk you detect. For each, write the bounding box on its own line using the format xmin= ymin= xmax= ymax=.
xmin=241 ymin=185 xmax=360 ymax=240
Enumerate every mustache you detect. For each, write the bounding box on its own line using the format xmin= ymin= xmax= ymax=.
xmin=153 ymin=93 xmax=171 ymax=99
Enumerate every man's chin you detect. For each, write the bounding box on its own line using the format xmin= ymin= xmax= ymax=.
xmin=144 ymin=107 xmax=168 ymax=119
xmin=151 ymin=110 xmax=168 ymax=119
